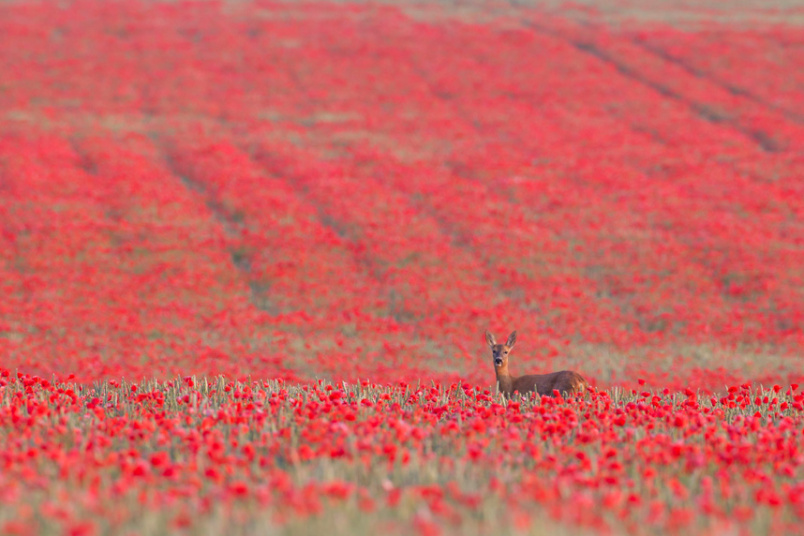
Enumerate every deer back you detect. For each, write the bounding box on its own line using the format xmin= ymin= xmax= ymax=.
xmin=512 ymin=370 xmax=587 ymax=397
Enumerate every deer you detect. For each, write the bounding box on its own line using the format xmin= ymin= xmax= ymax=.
xmin=485 ymin=330 xmax=587 ymax=398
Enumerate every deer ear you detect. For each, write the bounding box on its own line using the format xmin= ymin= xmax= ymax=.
xmin=485 ymin=331 xmax=496 ymax=348
xmin=506 ymin=331 xmax=517 ymax=348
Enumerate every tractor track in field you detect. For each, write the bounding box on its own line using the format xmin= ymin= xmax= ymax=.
xmin=262 ymin=66 xmax=398 ymax=292
xmin=629 ymin=38 xmax=804 ymax=125
xmin=250 ymin=151 xmax=390 ymax=288
xmin=523 ymin=20 xmax=787 ymax=153
xmin=160 ymin=153 xmax=283 ymax=317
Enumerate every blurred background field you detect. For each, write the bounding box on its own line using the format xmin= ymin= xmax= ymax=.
xmin=0 ymin=0 xmax=803 ymax=391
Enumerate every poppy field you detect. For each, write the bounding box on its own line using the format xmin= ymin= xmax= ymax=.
xmin=1 ymin=0 xmax=803 ymax=534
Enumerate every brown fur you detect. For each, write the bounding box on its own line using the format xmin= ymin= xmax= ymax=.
xmin=485 ymin=330 xmax=587 ymax=398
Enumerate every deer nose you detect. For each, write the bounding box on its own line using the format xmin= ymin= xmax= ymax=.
xmin=494 ymin=358 xmax=503 ymax=366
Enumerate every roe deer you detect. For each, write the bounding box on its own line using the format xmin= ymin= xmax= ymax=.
xmin=485 ymin=330 xmax=587 ymax=398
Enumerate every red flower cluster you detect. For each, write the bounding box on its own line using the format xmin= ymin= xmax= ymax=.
xmin=3 ymin=370 xmax=804 ymax=534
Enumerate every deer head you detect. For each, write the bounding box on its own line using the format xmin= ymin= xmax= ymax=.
xmin=485 ymin=330 xmax=516 ymax=369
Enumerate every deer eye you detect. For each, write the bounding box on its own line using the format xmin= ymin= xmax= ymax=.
xmin=504 ymin=351 xmax=509 ymax=354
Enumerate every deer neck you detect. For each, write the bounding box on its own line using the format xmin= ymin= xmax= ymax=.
xmin=495 ymin=366 xmax=515 ymax=395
